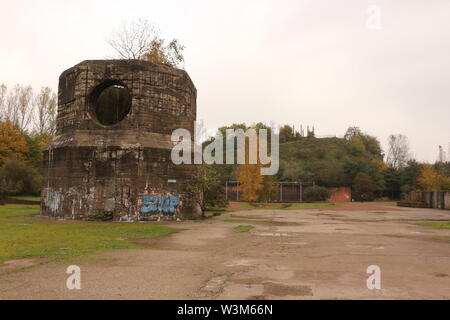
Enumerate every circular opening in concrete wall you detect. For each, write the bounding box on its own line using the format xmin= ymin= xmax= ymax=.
xmin=92 ymin=82 xmax=131 ymax=126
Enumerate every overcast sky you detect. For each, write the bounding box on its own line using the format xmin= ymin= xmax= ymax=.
xmin=1 ymin=0 xmax=449 ymax=162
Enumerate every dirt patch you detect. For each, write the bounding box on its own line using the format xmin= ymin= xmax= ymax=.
xmin=232 ymin=277 xmax=268 ymax=285
xmin=0 ymin=258 xmax=52 ymax=275
xmin=263 ymin=283 xmax=313 ymax=297
xmin=227 ymin=203 xmax=251 ymax=211
xmin=2 ymin=202 xmax=450 ymax=300
xmin=295 ymin=270 xmax=342 ymax=281
xmin=321 ymin=202 xmax=401 ymax=212
xmin=433 ymin=273 xmax=449 ymax=278
xmin=270 ymin=221 xmax=304 ymax=226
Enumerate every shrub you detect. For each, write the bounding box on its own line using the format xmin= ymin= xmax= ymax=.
xmin=352 ymin=172 xmax=376 ymax=201
xmin=0 ymin=158 xmax=41 ymax=196
xmin=303 ymin=186 xmax=330 ymax=201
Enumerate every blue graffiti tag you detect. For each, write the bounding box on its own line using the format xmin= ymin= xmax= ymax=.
xmin=140 ymin=194 xmax=180 ymax=216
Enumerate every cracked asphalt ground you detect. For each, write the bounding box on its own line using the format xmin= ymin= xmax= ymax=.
xmin=1 ymin=202 xmax=450 ymax=299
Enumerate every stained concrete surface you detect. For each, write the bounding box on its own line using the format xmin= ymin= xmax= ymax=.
xmin=1 ymin=202 xmax=450 ymax=299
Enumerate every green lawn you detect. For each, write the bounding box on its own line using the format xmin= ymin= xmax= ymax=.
xmin=417 ymin=221 xmax=450 ymax=229
xmin=0 ymin=204 xmax=179 ymax=264
xmin=8 ymin=195 xmax=40 ymax=202
xmin=235 ymin=202 xmax=257 ymax=209
xmin=284 ymin=202 xmax=340 ymax=210
xmin=233 ymin=225 xmax=254 ymax=232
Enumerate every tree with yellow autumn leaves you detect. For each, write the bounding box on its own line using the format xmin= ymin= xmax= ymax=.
xmin=417 ymin=164 xmax=450 ymax=191
xmin=0 ymin=121 xmax=28 ymax=164
xmin=236 ymin=127 xmax=278 ymax=202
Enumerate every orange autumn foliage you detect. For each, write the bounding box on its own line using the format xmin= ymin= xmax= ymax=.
xmin=0 ymin=121 xmax=28 ymax=164
xmin=236 ymin=129 xmax=263 ymax=201
xmin=237 ymin=162 xmax=263 ymax=202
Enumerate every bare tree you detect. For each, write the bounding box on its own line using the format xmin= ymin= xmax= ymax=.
xmin=16 ymin=85 xmax=33 ymax=132
xmin=4 ymin=84 xmax=20 ymax=125
xmin=34 ymin=87 xmax=57 ymax=135
xmin=108 ymin=18 xmax=157 ymax=60
xmin=344 ymin=126 xmax=362 ymax=140
xmin=387 ymin=134 xmax=410 ymax=169
xmin=0 ymin=84 xmax=6 ymax=122
xmin=108 ymin=18 xmax=185 ymax=68
xmin=3 ymin=84 xmax=34 ymax=131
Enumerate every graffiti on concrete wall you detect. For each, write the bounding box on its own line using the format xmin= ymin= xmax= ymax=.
xmin=140 ymin=192 xmax=181 ymax=216
xmin=42 ymin=188 xmax=62 ymax=213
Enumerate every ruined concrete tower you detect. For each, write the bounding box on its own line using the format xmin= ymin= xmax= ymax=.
xmin=41 ymin=60 xmax=198 ymax=221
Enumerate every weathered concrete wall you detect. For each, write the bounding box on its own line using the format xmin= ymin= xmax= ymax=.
xmin=405 ymin=191 xmax=450 ymax=210
xmin=41 ymin=60 xmax=199 ymax=221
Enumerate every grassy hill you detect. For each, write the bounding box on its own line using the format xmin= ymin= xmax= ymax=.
xmin=279 ymin=136 xmax=383 ymax=187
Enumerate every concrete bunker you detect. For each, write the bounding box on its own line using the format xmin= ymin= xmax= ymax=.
xmin=41 ymin=60 xmax=199 ymax=221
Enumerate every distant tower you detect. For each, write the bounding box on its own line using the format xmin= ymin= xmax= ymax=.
xmin=438 ymin=145 xmax=447 ymax=163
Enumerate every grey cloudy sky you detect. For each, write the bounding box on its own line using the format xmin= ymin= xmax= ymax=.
xmin=1 ymin=0 xmax=449 ymax=162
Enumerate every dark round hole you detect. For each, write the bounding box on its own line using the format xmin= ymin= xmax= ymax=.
xmin=94 ymin=84 xmax=131 ymax=125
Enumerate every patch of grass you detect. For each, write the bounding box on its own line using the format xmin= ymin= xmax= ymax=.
xmin=284 ymin=202 xmax=340 ymax=210
xmin=234 ymin=225 xmax=254 ymax=232
xmin=0 ymin=204 xmax=179 ymax=264
xmin=205 ymin=211 xmax=225 ymax=218
xmin=8 ymin=195 xmax=40 ymax=202
xmin=236 ymin=202 xmax=257 ymax=209
xmin=417 ymin=221 xmax=450 ymax=229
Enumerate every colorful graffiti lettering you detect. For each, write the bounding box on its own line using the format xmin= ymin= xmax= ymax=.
xmin=140 ymin=193 xmax=180 ymax=216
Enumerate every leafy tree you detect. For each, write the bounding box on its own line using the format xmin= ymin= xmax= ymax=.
xmin=400 ymin=159 xmax=422 ymax=195
xmin=0 ymin=121 xmax=29 ymax=165
xmin=282 ymin=162 xmax=313 ymax=183
xmin=258 ymin=175 xmax=278 ymax=202
xmin=0 ymin=158 xmax=41 ymax=196
xmin=0 ymin=178 xmax=22 ymax=204
xmin=372 ymin=159 xmax=387 ymax=196
xmin=347 ymin=136 xmax=366 ymax=156
xmin=360 ymin=135 xmax=383 ymax=158
xmin=352 ymin=173 xmax=377 ymax=201
xmin=186 ymin=165 xmax=228 ymax=218
xmin=304 ymin=186 xmax=330 ymax=201
xmin=24 ymin=133 xmax=52 ymax=171
xmin=417 ymin=164 xmax=450 ymax=191
xmin=383 ymin=167 xmax=402 ymax=199
xmin=417 ymin=164 xmax=439 ymax=191
xmin=237 ymin=162 xmax=262 ymax=202
xmin=314 ymin=162 xmax=349 ymax=187
xmin=279 ymin=125 xmax=295 ymax=143
xmin=142 ymin=38 xmax=185 ymax=67
xmin=344 ymin=126 xmax=382 ymax=158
